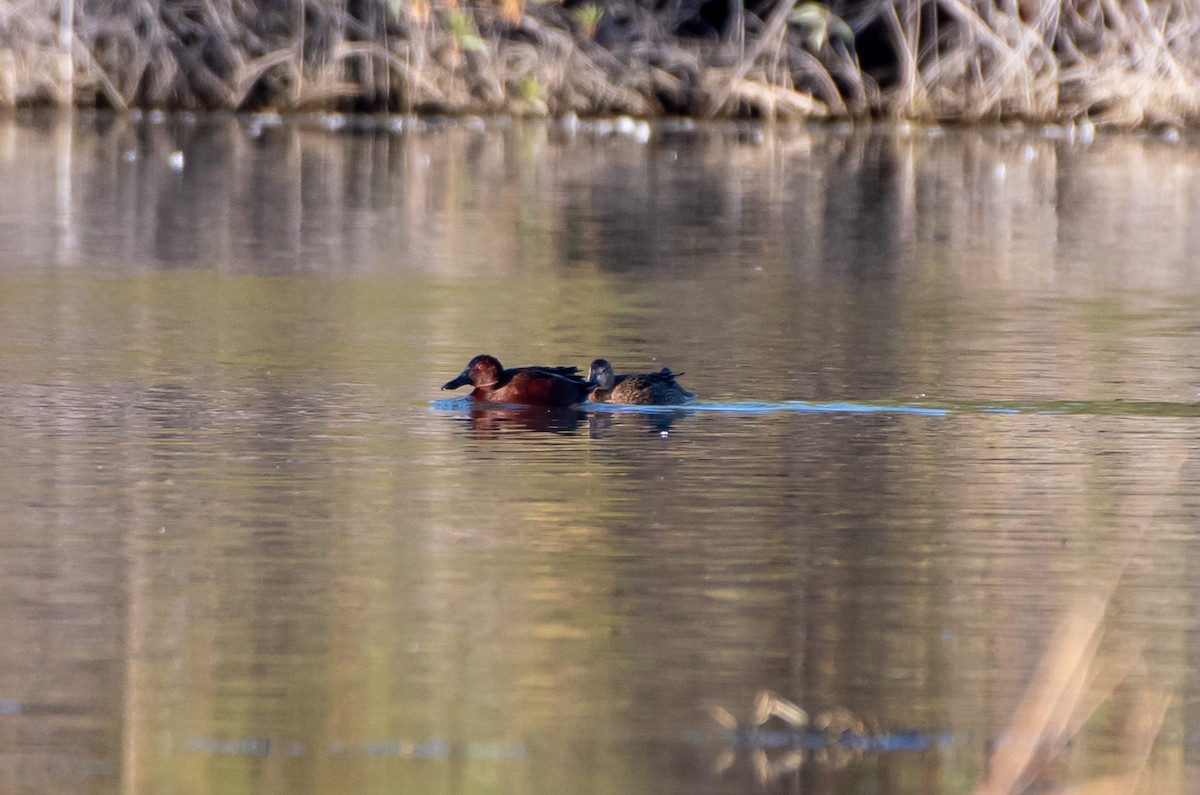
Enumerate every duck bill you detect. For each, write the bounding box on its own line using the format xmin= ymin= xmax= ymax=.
xmin=442 ymin=370 xmax=471 ymax=390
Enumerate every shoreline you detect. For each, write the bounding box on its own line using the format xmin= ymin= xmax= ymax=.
xmin=2 ymin=0 xmax=1200 ymax=129
xmin=6 ymin=106 xmax=1187 ymax=144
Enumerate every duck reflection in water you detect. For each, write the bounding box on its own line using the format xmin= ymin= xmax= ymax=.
xmin=460 ymin=405 xmax=586 ymax=437
xmin=585 ymin=407 xmax=690 ymax=438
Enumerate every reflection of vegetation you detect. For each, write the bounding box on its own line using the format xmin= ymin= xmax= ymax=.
xmin=4 ymin=114 xmax=1200 ymax=793
xmin=3 ymin=0 xmax=1200 ymax=124
xmin=707 ymin=691 xmax=871 ymax=784
xmin=978 ymin=598 xmax=1173 ymax=794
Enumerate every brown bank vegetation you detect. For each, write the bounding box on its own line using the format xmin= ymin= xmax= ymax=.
xmin=2 ymin=0 xmax=1200 ymax=126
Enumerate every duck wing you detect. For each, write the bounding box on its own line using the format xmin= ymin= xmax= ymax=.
xmin=647 ymin=368 xmax=684 ymax=383
xmin=511 ymin=365 xmax=586 ymax=382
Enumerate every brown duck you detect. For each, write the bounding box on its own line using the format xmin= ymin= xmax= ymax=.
xmin=442 ymin=354 xmax=594 ymax=407
xmin=587 ymin=359 xmax=695 ymax=405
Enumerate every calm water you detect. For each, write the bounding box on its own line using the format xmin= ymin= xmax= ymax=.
xmin=2 ymin=112 xmax=1200 ymax=794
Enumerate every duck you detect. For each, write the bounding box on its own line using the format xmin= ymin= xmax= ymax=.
xmin=442 ymin=354 xmax=593 ymax=407
xmin=587 ymin=358 xmax=696 ymax=405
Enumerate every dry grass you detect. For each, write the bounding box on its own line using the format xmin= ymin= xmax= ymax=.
xmin=879 ymin=0 xmax=1200 ymax=125
xmin=1 ymin=0 xmax=1199 ymax=124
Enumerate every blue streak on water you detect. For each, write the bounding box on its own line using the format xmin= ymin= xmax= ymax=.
xmin=689 ymin=401 xmax=949 ymax=416
xmin=726 ymin=728 xmax=954 ymax=752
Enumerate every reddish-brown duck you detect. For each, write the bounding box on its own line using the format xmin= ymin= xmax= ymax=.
xmin=442 ymin=354 xmax=593 ymax=407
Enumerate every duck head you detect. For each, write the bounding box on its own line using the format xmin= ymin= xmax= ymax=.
xmin=587 ymin=358 xmax=617 ymax=390
xmin=442 ymin=354 xmax=504 ymax=390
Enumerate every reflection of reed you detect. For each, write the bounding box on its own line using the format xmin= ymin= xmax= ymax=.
xmin=976 ymin=450 xmax=1187 ymax=795
xmin=976 ymin=597 xmax=1173 ymax=795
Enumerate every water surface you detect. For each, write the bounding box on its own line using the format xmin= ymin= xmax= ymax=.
xmin=2 ymin=113 xmax=1200 ymax=793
